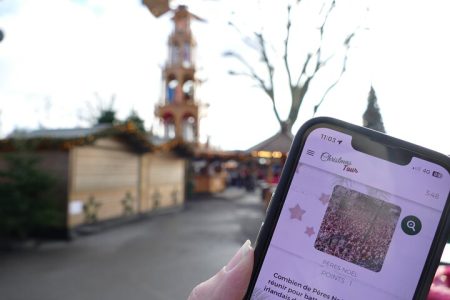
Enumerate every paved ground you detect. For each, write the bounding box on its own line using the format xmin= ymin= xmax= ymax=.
xmin=0 ymin=188 xmax=265 ymax=300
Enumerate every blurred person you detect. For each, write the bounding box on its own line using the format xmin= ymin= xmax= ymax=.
xmin=270 ymin=171 xmax=281 ymax=185
xmin=188 ymin=241 xmax=450 ymax=299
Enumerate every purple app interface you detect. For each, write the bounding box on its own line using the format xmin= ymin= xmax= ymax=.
xmin=251 ymin=128 xmax=450 ymax=300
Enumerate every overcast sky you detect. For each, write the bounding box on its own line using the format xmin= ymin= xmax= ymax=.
xmin=0 ymin=0 xmax=449 ymax=153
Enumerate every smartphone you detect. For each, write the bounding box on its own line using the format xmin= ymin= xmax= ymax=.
xmin=245 ymin=117 xmax=450 ymax=300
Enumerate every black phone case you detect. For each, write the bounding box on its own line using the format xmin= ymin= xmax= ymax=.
xmin=244 ymin=117 xmax=450 ymax=300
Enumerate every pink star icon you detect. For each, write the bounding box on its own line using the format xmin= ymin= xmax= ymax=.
xmin=319 ymin=193 xmax=330 ymax=205
xmin=305 ymin=226 xmax=315 ymax=237
xmin=289 ymin=204 xmax=306 ymax=221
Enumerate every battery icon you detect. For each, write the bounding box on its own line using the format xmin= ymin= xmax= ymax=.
xmin=432 ymin=171 xmax=443 ymax=178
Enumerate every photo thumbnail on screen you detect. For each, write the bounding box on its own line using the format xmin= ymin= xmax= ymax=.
xmin=314 ymin=185 xmax=401 ymax=272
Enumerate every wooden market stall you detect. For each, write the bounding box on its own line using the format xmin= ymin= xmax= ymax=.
xmin=0 ymin=124 xmax=186 ymax=237
xmin=191 ymin=146 xmax=243 ymax=194
xmin=247 ymin=130 xmax=293 ymax=206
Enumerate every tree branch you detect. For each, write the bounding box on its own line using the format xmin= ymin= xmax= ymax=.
xmin=225 ymin=50 xmax=283 ymax=126
xmin=255 ymin=32 xmax=275 ymax=92
xmin=297 ymin=53 xmax=312 ymax=86
xmin=283 ymin=5 xmax=293 ymax=89
xmin=314 ymin=0 xmax=336 ymax=74
xmin=313 ymin=30 xmax=355 ymax=116
xmin=313 ymin=5 xmax=369 ymax=115
xmin=296 ymin=0 xmax=336 ymax=86
xmin=254 ymin=32 xmax=283 ymax=126
xmin=228 ymin=21 xmax=261 ymax=52
xmin=225 ymin=52 xmax=269 ymax=94
xmin=312 ymin=75 xmax=341 ymax=116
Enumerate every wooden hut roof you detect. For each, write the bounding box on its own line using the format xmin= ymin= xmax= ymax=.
xmin=194 ymin=147 xmax=245 ymax=161
xmin=247 ymin=131 xmax=293 ymax=154
xmin=9 ymin=124 xmax=111 ymax=139
xmin=0 ymin=124 xmax=153 ymax=153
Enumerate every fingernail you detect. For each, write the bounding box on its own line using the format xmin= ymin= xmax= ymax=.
xmin=225 ymin=240 xmax=251 ymax=272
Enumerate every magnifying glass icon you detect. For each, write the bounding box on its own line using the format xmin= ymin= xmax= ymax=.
xmin=402 ymin=216 xmax=422 ymax=235
xmin=407 ymin=220 xmax=416 ymax=232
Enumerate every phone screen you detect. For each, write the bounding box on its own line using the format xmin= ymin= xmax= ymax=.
xmin=250 ymin=127 xmax=450 ymax=300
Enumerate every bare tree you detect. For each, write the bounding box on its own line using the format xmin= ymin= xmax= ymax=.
xmin=77 ymin=93 xmax=118 ymax=126
xmin=225 ymin=0 xmax=365 ymax=133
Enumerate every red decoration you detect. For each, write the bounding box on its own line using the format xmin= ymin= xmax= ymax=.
xmin=428 ymin=266 xmax=450 ymax=299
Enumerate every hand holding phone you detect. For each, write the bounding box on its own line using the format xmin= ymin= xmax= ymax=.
xmin=245 ymin=117 xmax=450 ymax=300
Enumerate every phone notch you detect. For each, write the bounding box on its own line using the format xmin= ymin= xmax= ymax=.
xmin=351 ymin=132 xmax=413 ymax=166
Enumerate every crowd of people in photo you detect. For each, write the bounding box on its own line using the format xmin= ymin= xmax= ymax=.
xmin=315 ymin=185 xmax=401 ymax=272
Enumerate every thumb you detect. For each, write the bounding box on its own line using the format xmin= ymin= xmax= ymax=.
xmin=188 ymin=240 xmax=254 ymax=300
